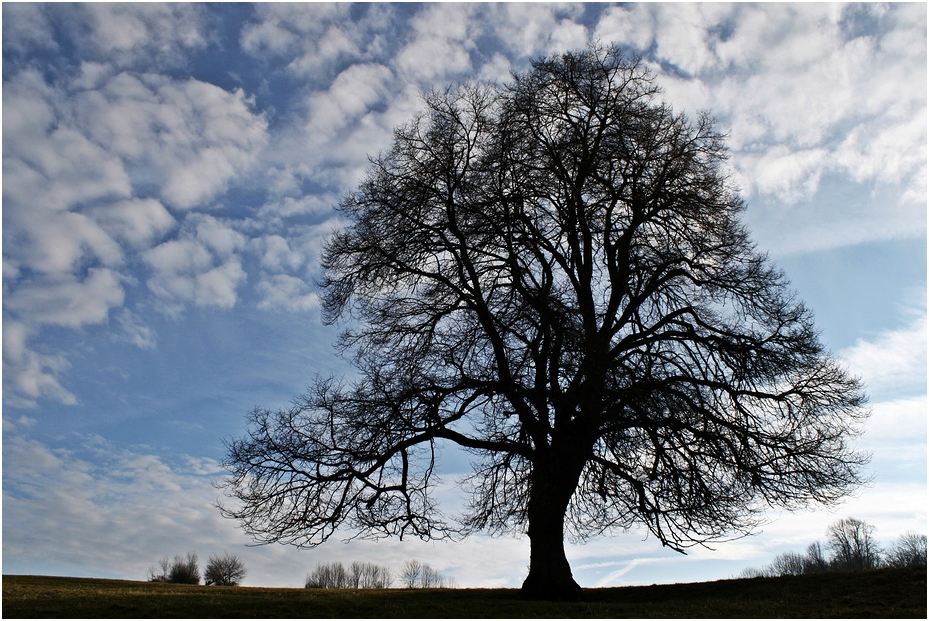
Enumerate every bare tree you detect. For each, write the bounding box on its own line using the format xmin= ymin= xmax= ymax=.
xmin=826 ymin=518 xmax=882 ymax=571
xmin=885 ymin=532 xmax=927 ymax=569
xmin=400 ymin=559 xmax=422 ymax=589
xmin=148 ymin=556 xmax=171 ymax=583
xmin=350 ymin=561 xmax=393 ymax=588
xmin=204 ymin=551 xmax=247 ymax=586
xmin=219 ymin=45 xmax=869 ymax=600
xmin=802 ymin=541 xmax=829 ymax=574
xmin=349 ymin=561 xmax=365 ymax=589
xmin=305 ymin=562 xmax=351 ymax=589
xmin=768 ymin=551 xmax=805 ymax=576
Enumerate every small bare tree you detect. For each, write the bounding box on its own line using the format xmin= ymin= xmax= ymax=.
xmin=420 ymin=564 xmax=442 ymax=588
xmin=305 ymin=562 xmax=352 ymax=589
xmin=802 ymin=541 xmax=829 ymax=574
xmin=768 ymin=551 xmax=805 ymax=576
xmin=204 ymin=551 xmax=247 ymax=586
xmin=885 ymin=532 xmax=927 ymax=568
xmin=350 ymin=561 xmax=393 ymax=588
xmin=400 ymin=559 xmax=422 ymax=588
xmin=148 ymin=556 xmax=171 ymax=582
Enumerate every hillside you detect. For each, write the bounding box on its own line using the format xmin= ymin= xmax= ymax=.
xmin=3 ymin=566 xmax=925 ymax=618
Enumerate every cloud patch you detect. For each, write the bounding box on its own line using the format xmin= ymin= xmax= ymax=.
xmin=841 ymin=304 xmax=927 ymax=398
xmin=143 ymin=215 xmax=247 ymax=314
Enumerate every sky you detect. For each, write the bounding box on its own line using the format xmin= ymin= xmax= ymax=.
xmin=2 ymin=2 xmax=926 ymax=590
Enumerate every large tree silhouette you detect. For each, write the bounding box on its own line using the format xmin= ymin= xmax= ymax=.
xmin=219 ymin=46 xmax=868 ymax=600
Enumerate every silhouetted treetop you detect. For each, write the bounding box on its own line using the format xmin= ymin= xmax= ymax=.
xmin=220 ymin=44 xmax=869 ymax=601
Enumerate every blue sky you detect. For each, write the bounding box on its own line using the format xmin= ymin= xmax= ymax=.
xmin=2 ymin=3 xmax=925 ymax=589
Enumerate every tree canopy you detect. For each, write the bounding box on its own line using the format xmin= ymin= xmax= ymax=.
xmin=219 ymin=45 xmax=869 ymax=600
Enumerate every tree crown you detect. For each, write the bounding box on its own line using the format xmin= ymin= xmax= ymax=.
xmin=220 ymin=45 xmax=868 ymax=561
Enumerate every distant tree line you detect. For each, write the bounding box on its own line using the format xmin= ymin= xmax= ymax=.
xmin=398 ymin=559 xmax=458 ymax=589
xmin=304 ymin=559 xmax=456 ymax=589
xmin=149 ymin=551 xmax=246 ymax=586
xmin=304 ymin=561 xmax=393 ymax=589
xmin=740 ymin=518 xmax=927 ymax=578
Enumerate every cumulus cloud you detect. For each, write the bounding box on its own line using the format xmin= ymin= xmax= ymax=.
xmin=256 ymin=275 xmax=319 ymax=313
xmin=598 ymin=2 xmax=928 ymax=254
xmin=3 ymin=34 xmax=269 ymax=406
xmin=143 ymin=215 xmax=247 ymax=313
xmin=65 ymin=3 xmax=207 ymax=70
xmin=1 ymin=4 xmax=58 ymax=55
xmin=491 ymin=4 xmax=588 ymax=58
xmin=88 ymin=199 xmax=177 ymax=250
xmin=241 ymin=3 xmax=388 ymax=77
xmin=395 ymin=4 xmax=476 ymax=81
xmin=3 ymin=71 xmax=133 ymax=214
xmin=252 ymin=235 xmax=306 ymax=272
xmin=2 ymin=322 xmax=77 ymax=408
xmin=72 ymin=72 xmax=268 ymax=209
xmin=4 ymin=269 xmax=126 ymax=329
xmin=306 ymin=63 xmax=395 ymax=137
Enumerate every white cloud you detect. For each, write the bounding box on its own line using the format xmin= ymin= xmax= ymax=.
xmin=3 ymin=71 xmax=132 ymax=213
xmin=395 ymin=4 xmax=475 ymax=81
xmin=736 ymin=146 xmax=829 ymax=205
xmin=2 ymin=322 xmax=77 ymax=407
xmin=4 ymin=269 xmax=125 ymax=329
xmin=306 ymin=63 xmax=395 ymax=137
xmin=143 ymin=215 xmax=247 ymax=313
xmin=256 ymin=275 xmax=319 ymax=313
xmin=861 ymin=396 xmax=927 ymax=453
xmin=88 ymin=198 xmax=177 ymax=249
xmin=491 ymin=4 xmax=587 ymax=58
xmin=75 ymin=3 xmax=207 ymax=69
xmin=252 ymin=235 xmax=306 ymax=272
xmin=0 ymin=432 xmax=532 ymax=588
xmin=841 ymin=310 xmax=927 ymax=397
xmin=3 ymin=435 xmax=229 ymax=578
xmin=240 ymin=3 xmax=345 ymax=60
xmin=3 ymin=56 xmax=268 ymax=406
xmin=619 ymin=2 xmax=928 ymax=254
xmin=74 ymin=72 xmax=268 ymax=209
xmin=114 ymin=309 xmax=157 ymax=350
xmin=1 ymin=4 xmax=58 ymax=55
xmin=4 ymin=208 xmax=124 ymax=277
xmin=241 ymin=3 xmax=389 ymax=78
xmin=596 ymin=6 xmax=652 ymax=52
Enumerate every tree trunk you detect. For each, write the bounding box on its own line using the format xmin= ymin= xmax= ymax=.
xmin=520 ymin=457 xmax=585 ymax=601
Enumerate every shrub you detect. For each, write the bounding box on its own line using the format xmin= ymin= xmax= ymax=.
xmin=148 ymin=552 xmax=201 ymax=584
xmin=168 ymin=552 xmax=201 ymax=585
xmin=204 ymin=551 xmax=247 ymax=586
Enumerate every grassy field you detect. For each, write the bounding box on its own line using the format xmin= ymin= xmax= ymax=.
xmin=3 ymin=567 xmax=925 ymax=618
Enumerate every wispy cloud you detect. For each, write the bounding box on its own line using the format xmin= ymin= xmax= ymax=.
xmin=840 ymin=300 xmax=927 ymax=398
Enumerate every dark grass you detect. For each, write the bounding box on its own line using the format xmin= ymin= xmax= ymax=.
xmin=3 ymin=567 xmax=925 ymax=618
